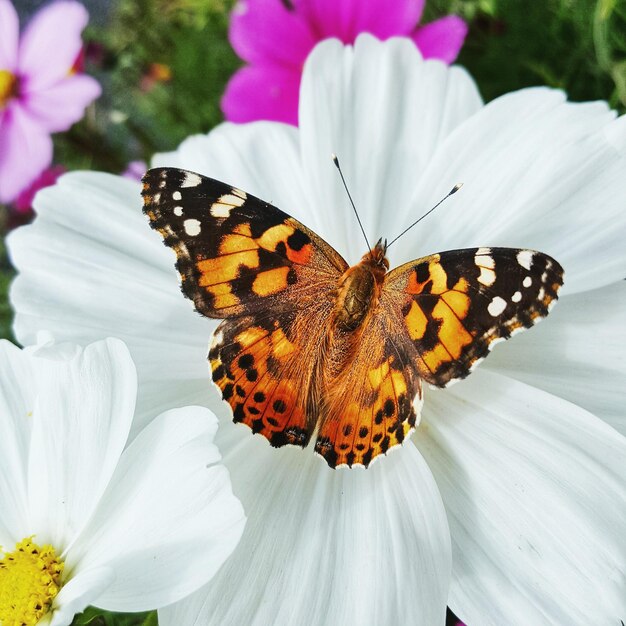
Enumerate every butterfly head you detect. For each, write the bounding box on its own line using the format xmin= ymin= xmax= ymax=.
xmin=363 ymin=237 xmax=389 ymax=273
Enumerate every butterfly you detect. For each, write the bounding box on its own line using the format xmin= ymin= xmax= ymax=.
xmin=142 ymin=167 xmax=564 ymax=469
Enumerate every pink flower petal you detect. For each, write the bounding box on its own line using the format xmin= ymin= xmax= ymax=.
xmin=23 ymin=74 xmax=101 ymax=133
xmin=230 ymin=0 xmax=316 ymax=67
xmin=0 ymin=104 xmax=52 ymax=203
xmin=0 ymin=0 xmax=19 ymax=71
xmin=18 ymin=1 xmax=89 ymax=92
xmin=412 ymin=15 xmax=468 ymax=63
xmin=121 ymin=160 xmax=147 ymax=181
xmin=221 ymin=65 xmax=300 ymax=125
xmin=14 ymin=164 xmax=65 ymax=213
xmin=294 ymin=0 xmax=423 ymax=42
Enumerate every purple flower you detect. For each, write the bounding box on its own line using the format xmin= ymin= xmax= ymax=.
xmin=0 ymin=0 xmax=101 ymax=203
xmin=122 ymin=159 xmax=148 ymax=181
xmin=222 ymin=0 xmax=468 ymax=125
xmin=14 ymin=163 xmax=65 ymax=211
xmin=5 ymin=164 xmax=65 ymax=230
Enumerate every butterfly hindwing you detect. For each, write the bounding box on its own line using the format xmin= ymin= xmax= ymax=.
xmin=315 ymin=315 xmax=423 ymax=468
xmin=142 ymin=167 xmax=348 ymax=319
xmin=209 ymin=306 xmax=334 ymax=449
xmin=384 ymin=247 xmax=564 ymax=387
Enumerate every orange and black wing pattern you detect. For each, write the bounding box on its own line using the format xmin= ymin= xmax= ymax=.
xmin=209 ymin=308 xmax=331 ymax=450
xmin=142 ymin=167 xmax=346 ymax=450
xmin=315 ymin=314 xmax=423 ymax=469
xmin=142 ymin=167 xmax=348 ymax=319
xmin=143 ymin=168 xmax=565 ymax=469
xmin=384 ymin=247 xmax=564 ymax=388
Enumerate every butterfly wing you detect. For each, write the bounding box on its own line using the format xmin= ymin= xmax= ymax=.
xmin=143 ymin=167 xmax=348 ymax=449
xmin=314 ymin=246 xmax=563 ymax=468
xmin=315 ymin=313 xmax=423 ymax=468
xmin=384 ymin=247 xmax=564 ymax=387
xmin=209 ymin=308 xmax=334 ymax=449
xmin=142 ymin=167 xmax=348 ymax=318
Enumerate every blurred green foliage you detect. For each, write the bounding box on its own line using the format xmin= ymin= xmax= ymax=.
xmin=0 ymin=238 xmax=12 ymax=341
xmin=426 ymin=0 xmax=626 ymax=109
xmin=71 ymin=607 xmax=156 ymax=626
xmin=55 ymin=0 xmax=239 ymax=173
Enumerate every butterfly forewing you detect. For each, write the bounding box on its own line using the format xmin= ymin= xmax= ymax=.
xmin=142 ymin=167 xmax=348 ymax=319
xmin=384 ymin=247 xmax=564 ymax=388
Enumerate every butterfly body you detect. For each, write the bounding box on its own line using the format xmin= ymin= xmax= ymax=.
xmin=333 ymin=244 xmax=387 ymax=331
xmin=143 ymin=167 xmax=564 ymax=469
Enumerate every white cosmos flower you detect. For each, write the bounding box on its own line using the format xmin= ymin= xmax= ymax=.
xmin=0 ymin=336 xmax=245 ymax=626
xmin=8 ymin=35 xmax=626 ymax=625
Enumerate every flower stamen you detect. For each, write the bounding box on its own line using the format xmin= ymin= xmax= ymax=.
xmin=0 ymin=70 xmax=18 ymax=109
xmin=0 ymin=537 xmax=64 ymax=625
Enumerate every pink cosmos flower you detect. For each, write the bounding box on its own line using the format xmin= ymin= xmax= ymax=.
xmin=0 ymin=0 xmax=101 ymax=203
xmin=222 ymin=0 xmax=468 ymax=125
xmin=13 ymin=164 xmax=66 ymax=214
xmin=122 ymin=159 xmax=148 ymax=181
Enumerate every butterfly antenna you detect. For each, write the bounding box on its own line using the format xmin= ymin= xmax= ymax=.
xmin=386 ymin=183 xmax=463 ymax=249
xmin=332 ymin=154 xmax=371 ymax=251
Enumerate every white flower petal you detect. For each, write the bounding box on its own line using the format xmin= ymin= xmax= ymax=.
xmin=153 ymin=122 xmax=312 ymax=227
xmin=65 ymin=406 xmax=245 ymax=612
xmin=7 ymin=35 xmax=626 ymax=626
xmin=405 ymin=88 xmax=625 ymax=294
xmin=49 ymin=566 xmax=114 ymax=626
xmin=299 ymin=35 xmax=483 ymax=263
xmin=7 ymin=172 xmax=212 ymax=433
xmin=160 ymin=436 xmax=450 ymax=626
xmin=0 ymin=340 xmax=34 ymax=542
xmin=415 ymin=370 xmax=626 ymax=625
xmin=485 ymin=281 xmax=626 ymax=436
xmin=27 ymin=338 xmax=136 ymax=551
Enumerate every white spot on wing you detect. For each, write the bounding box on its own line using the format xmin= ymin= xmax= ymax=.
xmin=478 ymin=266 xmax=496 ymax=286
xmin=210 ymin=203 xmax=234 ymax=218
xmin=475 ymin=253 xmax=495 ymax=269
xmin=523 ymin=276 xmax=532 ymax=288
xmin=184 ymin=218 xmax=201 ymax=236
xmin=509 ymin=325 xmax=526 ymax=337
xmin=517 ymin=250 xmax=534 ymax=270
xmin=181 ymin=172 xmax=202 ymax=188
xmin=511 ymin=291 xmax=522 ymax=303
xmin=478 ymin=267 xmax=496 ymax=287
xmin=219 ymin=193 xmax=246 ymax=207
xmin=172 ymin=191 xmax=182 ymax=201
xmin=173 ymin=206 xmax=183 ymax=216
xmin=488 ymin=296 xmax=507 ymax=316
xmin=476 ymin=247 xmax=491 ymax=255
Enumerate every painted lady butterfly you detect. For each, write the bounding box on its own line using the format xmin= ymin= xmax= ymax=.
xmin=142 ymin=167 xmax=564 ymax=468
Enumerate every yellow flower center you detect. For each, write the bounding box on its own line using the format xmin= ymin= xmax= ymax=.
xmin=0 ymin=537 xmax=64 ymax=625
xmin=0 ymin=70 xmax=17 ymax=109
